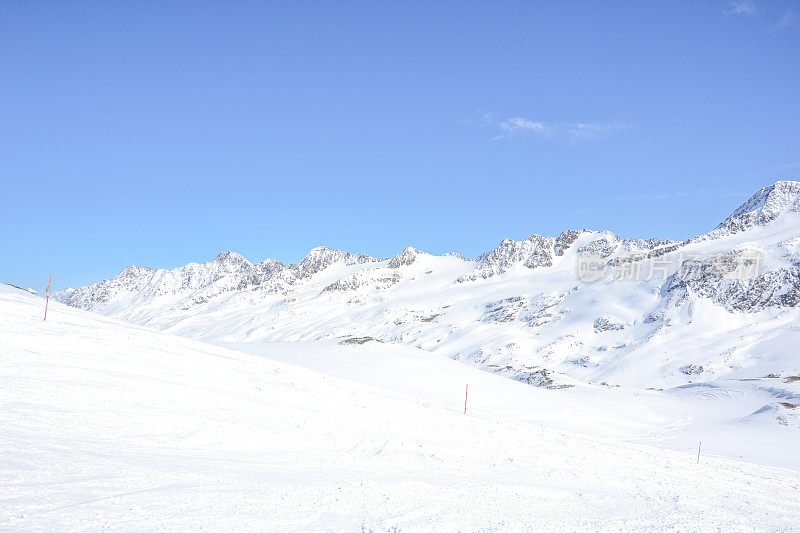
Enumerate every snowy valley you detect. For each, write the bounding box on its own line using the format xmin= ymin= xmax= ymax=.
xmin=3 ymin=180 xmax=799 ymax=530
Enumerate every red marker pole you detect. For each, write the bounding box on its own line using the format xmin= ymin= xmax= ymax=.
xmin=697 ymin=440 xmax=701 ymax=464
xmin=43 ymin=275 xmax=51 ymax=321
xmin=464 ymin=384 xmax=469 ymax=414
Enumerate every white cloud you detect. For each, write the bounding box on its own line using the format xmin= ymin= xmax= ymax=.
xmin=566 ymin=122 xmax=631 ymax=141
xmin=726 ymin=0 xmax=757 ymax=15
xmin=723 ymin=1 xmax=798 ymax=32
xmin=494 ymin=117 xmax=547 ymax=140
xmin=573 ymin=190 xmax=718 ymax=215
xmin=476 ymin=113 xmax=630 ymax=142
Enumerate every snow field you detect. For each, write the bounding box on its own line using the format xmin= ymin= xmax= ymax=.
xmin=2 ymin=285 xmax=800 ymax=530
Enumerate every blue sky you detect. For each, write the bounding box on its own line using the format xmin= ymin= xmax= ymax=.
xmin=1 ymin=1 xmax=799 ymax=290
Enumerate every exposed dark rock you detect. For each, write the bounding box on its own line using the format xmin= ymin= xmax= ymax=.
xmin=389 ymin=247 xmax=419 ymax=268
xmin=339 ymin=336 xmax=382 ymax=345
xmin=680 ymin=364 xmax=704 ymax=375
xmin=593 ymin=317 xmax=626 ymax=333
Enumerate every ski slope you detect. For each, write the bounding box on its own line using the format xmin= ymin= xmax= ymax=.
xmin=3 ymin=284 xmax=799 ymax=530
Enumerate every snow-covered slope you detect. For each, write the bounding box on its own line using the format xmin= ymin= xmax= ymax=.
xmin=54 ymin=180 xmax=800 ymax=394
xmin=3 ymin=284 xmax=800 ymax=530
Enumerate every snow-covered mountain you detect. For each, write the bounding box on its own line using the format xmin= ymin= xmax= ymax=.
xmin=55 ymin=180 xmax=800 ymax=391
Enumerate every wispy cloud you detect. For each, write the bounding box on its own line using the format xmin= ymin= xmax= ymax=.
xmin=572 ymin=190 xmax=735 ymax=216
xmin=726 ymin=0 xmax=757 ymax=15
xmin=566 ymin=122 xmax=631 ymax=141
xmin=494 ymin=117 xmax=547 ymax=140
xmin=474 ymin=113 xmax=631 ymax=142
xmin=724 ymin=1 xmax=797 ymax=31
xmin=775 ymin=8 xmax=796 ymax=29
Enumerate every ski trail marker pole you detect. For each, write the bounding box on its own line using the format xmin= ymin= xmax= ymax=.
xmin=43 ymin=275 xmax=52 ymax=321
xmin=697 ymin=440 xmax=701 ymax=464
xmin=464 ymin=384 xmax=468 ymax=414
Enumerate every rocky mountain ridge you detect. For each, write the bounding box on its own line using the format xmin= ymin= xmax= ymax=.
xmin=54 ymin=180 xmax=800 ymax=390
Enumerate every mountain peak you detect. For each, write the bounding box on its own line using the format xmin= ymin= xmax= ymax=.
xmin=388 ymin=247 xmax=422 ymax=268
xmin=300 ymin=245 xmax=345 ymax=264
xmin=213 ymin=251 xmax=250 ymax=265
xmin=305 ymin=246 xmax=334 ymax=256
xmin=116 ymin=264 xmax=155 ymax=280
xmin=298 ymin=246 xmax=358 ymax=278
xmin=715 ymin=179 xmax=800 ymax=235
xmin=462 ymin=234 xmax=555 ymax=282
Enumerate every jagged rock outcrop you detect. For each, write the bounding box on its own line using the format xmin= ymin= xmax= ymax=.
xmin=459 ymin=235 xmax=554 ymax=282
xmin=576 ymin=233 xmax=622 ymax=259
xmin=323 ymin=271 xmax=401 ymax=293
xmin=711 ymin=180 xmax=800 ymax=237
xmin=295 ymin=247 xmax=379 ymax=278
xmin=668 ymin=260 xmax=800 ymax=312
xmin=554 ymin=230 xmax=584 ymax=256
xmin=389 ymin=247 xmax=421 ymax=268
xmin=593 ymin=317 xmax=626 ymax=333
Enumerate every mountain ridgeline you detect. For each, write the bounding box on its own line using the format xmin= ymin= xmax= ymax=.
xmin=55 ymin=181 xmax=800 ymax=389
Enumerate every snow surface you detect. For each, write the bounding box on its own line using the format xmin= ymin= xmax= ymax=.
xmin=3 ymin=284 xmax=800 ymax=530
